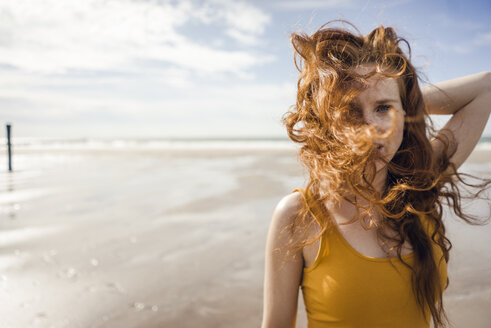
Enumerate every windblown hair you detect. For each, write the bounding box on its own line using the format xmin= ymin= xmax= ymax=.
xmin=281 ymin=20 xmax=491 ymax=328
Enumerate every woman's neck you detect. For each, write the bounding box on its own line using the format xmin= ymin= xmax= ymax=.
xmin=340 ymin=165 xmax=388 ymax=200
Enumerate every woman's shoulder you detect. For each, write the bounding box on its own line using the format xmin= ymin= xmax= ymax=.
xmin=273 ymin=189 xmax=304 ymax=217
xmin=270 ymin=190 xmax=306 ymax=229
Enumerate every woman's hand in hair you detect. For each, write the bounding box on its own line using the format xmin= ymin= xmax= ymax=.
xmin=423 ymin=72 xmax=491 ymax=171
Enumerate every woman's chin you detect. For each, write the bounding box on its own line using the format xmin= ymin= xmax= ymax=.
xmin=374 ymin=158 xmax=388 ymax=172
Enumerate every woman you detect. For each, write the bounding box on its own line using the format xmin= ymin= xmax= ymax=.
xmin=262 ymin=20 xmax=490 ymax=328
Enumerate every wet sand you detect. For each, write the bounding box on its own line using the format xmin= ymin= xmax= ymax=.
xmin=0 ymin=146 xmax=490 ymax=328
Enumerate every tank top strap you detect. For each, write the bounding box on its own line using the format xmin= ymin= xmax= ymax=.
xmin=291 ymin=188 xmax=326 ymax=226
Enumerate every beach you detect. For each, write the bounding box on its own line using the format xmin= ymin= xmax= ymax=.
xmin=0 ymin=141 xmax=490 ymax=328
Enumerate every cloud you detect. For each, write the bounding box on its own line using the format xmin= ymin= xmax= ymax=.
xmin=474 ymin=32 xmax=491 ymax=46
xmin=0 ymin=0 xmax=272 ymax=76
xmin=1 ymin=77 xmax=296 ymax=117
xmin=225 ymin=29 xmax=262 ymax=46
xmin=220 ymin=0 xmax=272 ymax=47
xmin=211 ymin=0 xmax=270 ymax=34
xmin=0 ymin=75 xmax=296 ymax=138
xmin=433 ymin=13 xmax=484 ymax=30
xmin=434 ymin=41 xmax=472 ymax=55
xmin=274 ymin=0 xmax=360 ymax=10
xmin=273 ymin=0 xmax=412 ymax=13
xmin=433 ymin=31 xmax=491 ymax=55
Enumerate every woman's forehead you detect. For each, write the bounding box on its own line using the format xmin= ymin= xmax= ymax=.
xmin=351 ymin=76 xmax=400 ymax=104
xmin=348 ymin=64 xmax=399 ymax=88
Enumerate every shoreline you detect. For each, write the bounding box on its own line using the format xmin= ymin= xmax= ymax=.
xmin=0 ymin=147 xmax=489 ymax=327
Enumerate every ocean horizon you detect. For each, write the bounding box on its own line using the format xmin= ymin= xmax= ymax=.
xmin=1 ymin=136 xmax=491 ymax=151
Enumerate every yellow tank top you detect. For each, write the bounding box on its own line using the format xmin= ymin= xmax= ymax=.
xmin=293 ymin=188 xmax=448 ymax=328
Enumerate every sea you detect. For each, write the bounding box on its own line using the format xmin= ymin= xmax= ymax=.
xmin=0 ymin=136 xmax=490 ymax=151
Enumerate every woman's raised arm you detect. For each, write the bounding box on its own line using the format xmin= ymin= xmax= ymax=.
xmin=421 ymin=71 xmax=491 ymax=170
xmin=261 ymin=193 xmax=304 ymax=328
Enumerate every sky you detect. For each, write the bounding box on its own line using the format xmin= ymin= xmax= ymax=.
xmin=1 ymin=0 xmax=490 ymax=139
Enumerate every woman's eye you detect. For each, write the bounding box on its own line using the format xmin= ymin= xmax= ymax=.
xmin=376 ymin=105 xmax=391 ymax=112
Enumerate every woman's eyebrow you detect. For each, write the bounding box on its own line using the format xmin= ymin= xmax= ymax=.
xmin=350 ymin=98 xmax=399 ymax=107
xmin=375 ymin=98 xmax=399 ymax=104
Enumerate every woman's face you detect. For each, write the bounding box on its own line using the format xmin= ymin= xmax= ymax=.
xmin=350 ymin=65 xmax=406 ymax=170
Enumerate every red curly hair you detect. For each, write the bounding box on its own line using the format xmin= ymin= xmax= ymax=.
xmin=281 ymin=20 xmax=491 ymax=328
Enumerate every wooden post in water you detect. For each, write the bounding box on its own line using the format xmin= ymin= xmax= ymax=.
xmin=6 ymin=123 xmax=12 ymax=171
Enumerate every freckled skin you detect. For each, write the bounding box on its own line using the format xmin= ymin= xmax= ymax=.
xmin=352 ymin=65 xmax=406 ymax=172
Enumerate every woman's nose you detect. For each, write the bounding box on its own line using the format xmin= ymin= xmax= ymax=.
xmin=363 ymin=111 xmax=387 ymax=133
xmin=363 ymin=111 xmax=377 ymax=126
